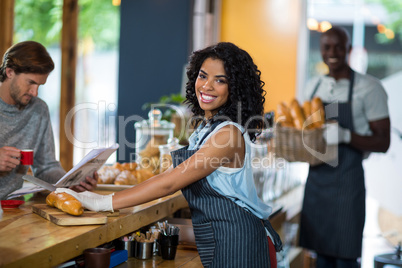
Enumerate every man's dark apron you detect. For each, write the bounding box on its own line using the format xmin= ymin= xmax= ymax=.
xmin=171 ymin=121 xmax=282 ymax=267
xmin=299 ymin=71 xmax=365 ymax=259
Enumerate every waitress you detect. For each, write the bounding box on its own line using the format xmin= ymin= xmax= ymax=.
xmin=299 ymin=26 xmax=390 ymax=268
xmin=58 ymin=42 xmax=282 ymax=268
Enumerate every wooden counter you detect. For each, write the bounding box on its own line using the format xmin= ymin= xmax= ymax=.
xmin=115 ymin=247 xmax=202 ymax=268
xmin=119 ymin=185 xmax=305 ymax=268
xmin=0 ymin=190 xmax=189 ymax=268
xmin=0 ymin=184 xmax=305 ymax=268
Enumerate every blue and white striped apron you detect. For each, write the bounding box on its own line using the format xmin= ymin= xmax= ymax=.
xmin=171 ymin=121 xmax=282 ymax=267
xmin=299 ymin=70 xmax=365 ymax=259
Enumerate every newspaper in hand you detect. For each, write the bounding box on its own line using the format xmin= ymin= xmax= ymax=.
xmin=55 ymin=143 xmax=119 ymax=188
xmin=7 ymin=144 xmax=119 ymax=199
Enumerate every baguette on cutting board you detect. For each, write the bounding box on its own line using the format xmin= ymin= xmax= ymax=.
xmin=46 ymin=191 xmax=84 ymax=216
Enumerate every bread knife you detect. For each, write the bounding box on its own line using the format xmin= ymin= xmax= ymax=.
xmin=22 ymin=175 xmax=57 ymax=191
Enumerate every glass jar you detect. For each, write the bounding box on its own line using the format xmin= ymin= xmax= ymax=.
xmin=158 ymin=138 xmax=182 ymax=173
xmin=134 ymin=109 xmax=175 ymax=167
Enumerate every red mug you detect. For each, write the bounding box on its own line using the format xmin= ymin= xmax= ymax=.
xmin=20 ymin=149 xmax=34 ymax=165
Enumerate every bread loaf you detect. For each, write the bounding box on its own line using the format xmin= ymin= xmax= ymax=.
xmin=60 ymin=200 xmax=84 ymax=216
xmin=289 ymin=99 xmax=306 ymax=130
xmin=46 ymin=191 xmax=84 ymax=216
xmin=302 ymin=101 xmax=313 ymax=129
xmin=46 ymin=191 xmax=58 ymax=207
xmin=112 ymin=162 xmax=137 ymax=171
xmin=276 ymin=97 xmax=325 ymax=130
xmin=97 ymin=161 xmax=156 ymax=185
xmin=135 ymin=168 xmax=154 ymax=183
xmin=311 ymin=97 xmax=325 ymax=128
xmin=120 ymin=162 xmax=137 ymax=171
xmin=277 ymin=102 xmax=293 ymax=127
xmin=114 ymin=170 xmax=138 ymax=185
xmin=97 ymin=166 xmax=120 ymax=184
xmin=302 ymin=101 xmax=311 ymax=119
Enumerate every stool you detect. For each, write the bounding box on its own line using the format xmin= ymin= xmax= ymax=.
xmin=374 ymin=253 xmax=402 ymax=268
xmin=375 ymin=243 xmax=402 ymax=268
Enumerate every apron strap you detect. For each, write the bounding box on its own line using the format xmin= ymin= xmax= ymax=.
xmin=347 ymin=69 xmax=355 ymax=132
xmin=310 ymin=78 xmax=321 ymax=100
xmin=195 ymin=120 xmax=223 ymax=149
xmin=263 ymin=219 xmax=283 ymax=252
xmin=347 ymin=69 xmax=355 ymax=103
xmin=310 ymin=69 xmax=355 ymax=102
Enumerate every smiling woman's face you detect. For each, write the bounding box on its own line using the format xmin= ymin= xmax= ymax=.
xmin=195 ymin=57 xmax=229 ymax=119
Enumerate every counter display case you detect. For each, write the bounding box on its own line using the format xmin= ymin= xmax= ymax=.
xmin=251 ymin=128 xmax=308 ymax=204
xmin=250 ymin=129 xmax=309 ymax=268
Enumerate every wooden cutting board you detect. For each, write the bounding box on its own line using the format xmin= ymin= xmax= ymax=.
xmin=32 ymin=204 xmax=108 ymax=226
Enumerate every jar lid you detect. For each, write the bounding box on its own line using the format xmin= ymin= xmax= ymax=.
xmin=158 ymin=137 xmax=179 ymax=148
xmin=134 ymin=108 xmax=175 ymax=130
xmin=158 ymin=137 xmax=181 ymax=151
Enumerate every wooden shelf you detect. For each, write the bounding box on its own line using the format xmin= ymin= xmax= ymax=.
xmin=289 ymin=247 xmax=305 ymax=268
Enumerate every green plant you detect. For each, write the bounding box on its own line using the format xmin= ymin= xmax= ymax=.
xmin=14 ymin=0 xmax=120 ymax=50
xmin=142 ymin=93 xmax=185 ymax=121
xmin=366 ymin=0 xmax=402 ymax=45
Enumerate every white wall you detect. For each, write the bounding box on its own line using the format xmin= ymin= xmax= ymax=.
xmin=363 ymin=71 xmax=402 ymax=216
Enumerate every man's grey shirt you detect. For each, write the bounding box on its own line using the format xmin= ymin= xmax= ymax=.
xmin=0 ymin=97 xmax=65 ymax=199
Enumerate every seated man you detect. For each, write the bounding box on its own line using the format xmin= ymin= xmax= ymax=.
xmin=0 ymin=41 xmax=97 ymax=199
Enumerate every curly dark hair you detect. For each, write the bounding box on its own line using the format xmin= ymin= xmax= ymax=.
xmin=184 ymin=42 xmax=266 ymax=141
xmin=0 ymin=41 xmax=54 ymax=82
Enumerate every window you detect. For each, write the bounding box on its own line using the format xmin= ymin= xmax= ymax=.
xmin=306 ymin=0 xmax=402 ymax=80
xmin=14 ymin=0 xmax=120 ymax=165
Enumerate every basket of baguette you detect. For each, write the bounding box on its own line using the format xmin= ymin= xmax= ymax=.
xmin=274 ymin=97 xmax=337 ymax=166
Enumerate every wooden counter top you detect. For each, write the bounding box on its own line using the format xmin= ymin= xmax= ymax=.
xmin=121 ymin=185 xmax=305 ymax=268
xmin=115 ymin=247 xmax=202 ymax=268
xmin=0 ymin=184 xmax=305 ymax=268
xmin=0 ymin=190 xmax=189 ymax=268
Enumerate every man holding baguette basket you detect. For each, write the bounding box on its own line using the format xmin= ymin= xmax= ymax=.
xmin=299 ymin=26 xmax=391 ymax=268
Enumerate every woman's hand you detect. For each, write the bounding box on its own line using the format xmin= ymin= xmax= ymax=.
xmin=55 ymin=188 xmax=114 ymax=212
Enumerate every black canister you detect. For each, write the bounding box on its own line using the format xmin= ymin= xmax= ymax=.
xmin=159 ymin=234 xmax=179 ymax=260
